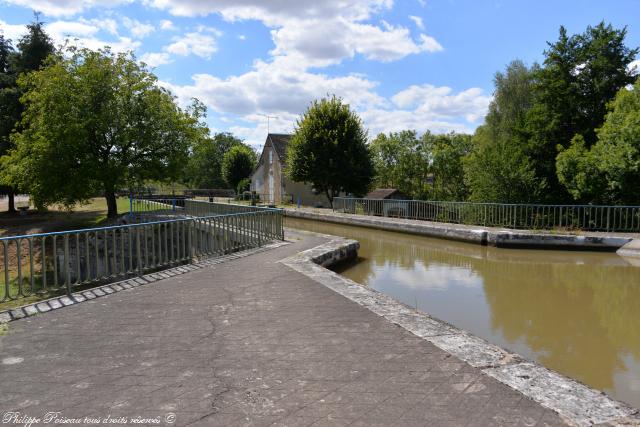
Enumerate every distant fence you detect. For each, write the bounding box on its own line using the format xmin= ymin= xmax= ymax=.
xmin=333 ymin=197 xmax=640 ymax=232
xmin=1 ymin=200 xmax=283 ymax=306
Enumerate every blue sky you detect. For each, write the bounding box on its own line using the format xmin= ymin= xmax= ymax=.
xmin=1 ymin=0 xmax=639 ymax=148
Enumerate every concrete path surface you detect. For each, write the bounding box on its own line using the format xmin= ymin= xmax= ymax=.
xmin=0 ymin=230 xmax=566 ymax=426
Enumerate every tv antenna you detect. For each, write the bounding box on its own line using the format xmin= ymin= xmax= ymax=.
xmin=259 ymin=114 xmax=278 ymax=134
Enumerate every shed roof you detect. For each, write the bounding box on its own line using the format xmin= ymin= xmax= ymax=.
xmin=365 ymin=188 xmax=405 ymax=199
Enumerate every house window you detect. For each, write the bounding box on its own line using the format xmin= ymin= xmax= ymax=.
xmin=269 ymin=149 xmax=273 ymax=164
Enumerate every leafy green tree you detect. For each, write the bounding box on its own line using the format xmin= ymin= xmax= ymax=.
xmin=183 ymin=132 xmax=242 ymax=188
xmin=287 ymin=96 xmax=374 ymax=207
xmin=423 ymin=132 xmax=472 ymax=201
xmin=464 ymin=60 xmax=545 ymax=202
xmin=370 ymin=131 xmax=429 ymax=198
xmin=0 ymin=18 xmax=55 ymax=212
xmin=526 ymin=23 xmax=638 ymax=200
xmin=221 ymin=144 xmax=256 ymax=192
xmin=2 ymin=46 xmax=200 ymax=217
xmin=465 ymin=127 xmax=542 ymax=203
xmin=557 ymin=78 xmax=640 ymax=204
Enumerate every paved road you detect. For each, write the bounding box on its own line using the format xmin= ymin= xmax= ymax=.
xmin=0 ymin=230 xmax=566 ymax=426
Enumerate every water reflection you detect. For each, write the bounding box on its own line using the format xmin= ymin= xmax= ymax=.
xmin=285 ymin=217 xmax=640 ymax=408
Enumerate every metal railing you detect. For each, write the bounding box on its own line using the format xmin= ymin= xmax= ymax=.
xmin=1 ymin=203 xmax=283 ymax=306
xmin=333 ymin=197 xmax=640 ymax=232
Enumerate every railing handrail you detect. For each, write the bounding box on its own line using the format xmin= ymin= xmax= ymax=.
xmin=332 ymin=197 xmax=640 ymax=210
xmin=0 ymin=207 xmax=282 ymax=241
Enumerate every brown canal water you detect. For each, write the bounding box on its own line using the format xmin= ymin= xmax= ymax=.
xmin=285 ymin=217 xmax=640 ymax=408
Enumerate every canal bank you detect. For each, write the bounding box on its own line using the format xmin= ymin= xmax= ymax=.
xmin=284 ymin=207 xmax=640 ymax=253
xmin=283 ymin=228 xmax=640 ymax=425
xmin=284 ymin=216 xmax=640 ymax=416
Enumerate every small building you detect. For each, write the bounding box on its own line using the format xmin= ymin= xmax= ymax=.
xmin=364 ymin=188 xmax=410 ymax=217
xmin=250 ymin=134 xmax=331 ymax=207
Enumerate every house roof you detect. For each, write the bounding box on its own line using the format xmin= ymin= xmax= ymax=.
xmin=267 ymin=133 xmax=292 ymax=162
xmin=365 ymin=188 xmax=405 ymax=199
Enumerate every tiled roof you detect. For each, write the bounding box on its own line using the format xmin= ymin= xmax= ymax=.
xmin=267 ymin=133 xmax=292 ymax=162
xmin=365 ymin=188 xmax=403 ymax=199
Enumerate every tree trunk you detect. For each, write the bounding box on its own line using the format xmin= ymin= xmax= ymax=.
xmin=325 ymin=189 xmax=334 ymax=209
xmin=105 ymin=190 xmax=118 ymax=218
xmin=7 ymin=189 xmax=16 ymax=213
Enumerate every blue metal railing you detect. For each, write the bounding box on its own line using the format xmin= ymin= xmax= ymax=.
xmin=333 ymin=197 xmax=640 ymax=232
xmin=1 ymin=200 xmax=284 ymax=306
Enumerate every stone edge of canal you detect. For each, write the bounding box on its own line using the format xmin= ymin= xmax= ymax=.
xmin=284 ymin=208 xmax=640 ymax=255
xmin=280 ymin=228 xmax=640 ymax=426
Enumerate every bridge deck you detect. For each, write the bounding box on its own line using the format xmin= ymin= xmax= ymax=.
xmin=0 ymin=230 xmax=565 ymax=426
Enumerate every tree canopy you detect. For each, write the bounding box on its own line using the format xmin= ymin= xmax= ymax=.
xmin=183 ymin=132 xmax=242 ymax=189
xmin=370 ymin=130 xmax=471 ymax=201
xmin=1 ymin=46 xmax=202 ymax=217
xmin=0 ymin=18 xmax=55 ymax=212
xmin=526 ymin=22 xmax=638 ymax=201
xmin=221 ymin=144 xmax=257 ymax=192
xmin=464 ymin=23 xmax=637 ymax=203
xmin=464 ymin=60 xmax=545 ymax=203
xmin=287 ymin=96 xmax=374 ymax=207
xmin=557 ymin=77 xmax=640 ymax=204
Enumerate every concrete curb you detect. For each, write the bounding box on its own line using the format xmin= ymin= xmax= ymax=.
xmin=281 ymin=235 xmax=640 ymax=426
xmin=617 ymin=239 xmax=640 ymax=257
xmin=284 ymin=209 xmax=635 ymax=252
xmin=0 ymin=241 xmax=289 ymax=324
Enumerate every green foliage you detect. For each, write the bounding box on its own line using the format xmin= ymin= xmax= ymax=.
xmin=557 ymin=78 xmax=640 ymax=204
xmin=1 ymin=46 xmax=201 ymax=217
xmin=465 ymin=126 xmax=543 ymax=203
xmin=183 ymin=132 xmax=242 ymax=188
xmin=370 ymin=130 xmax=429 ymax=199
xmin=221 ymin=144 xmax=256 ymax=192
xmin=287 ymin=95 xmax=374 ymax=207
xmin=526 ymin=22 xmax=638 ymax=200
xmin=236 ymin=177 xmax=251 ymax=194
xmin=0 ymin=18 xmax=54 ymax=208
xmin=370 ymin=130 xmax=471 ymax=201
xmin=464 ymin=60 xmax=545 ymax=202
xmin=423 ymin=132 xmax=472 ymax=200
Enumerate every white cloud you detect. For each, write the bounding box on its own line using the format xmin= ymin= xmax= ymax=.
xmin=270 ymin=19 xmax=441 ymax=66
xmin=392 ymin=84 xmax=490 ymax=123
xmin=147 ymin=0 xmax=440 ymax=66
xmin=159 ymin=19 xmax=176 ymax=31
xmin=629 ymin=59 xmax=640 ymax=76
xmin=165 ymin=28 xmax=219 ymax=59
xmin=140 ymin=51 xmax=172 ymax=67
xmin=122 ymin=17 xmax=154 ymax=39
xmin=409 ymin=15 xmax=424 ymax=30
xmin=0 ymin=20 xmax=27 ymax=41
xmin=145 ymin=0 xmax=392 ymax=21
xmin=2 ymin=0 xmax=130 ymax=17
xmin=45 ymin=19 xmax=140 ymax=53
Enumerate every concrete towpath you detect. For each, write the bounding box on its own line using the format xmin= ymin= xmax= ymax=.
xmin=0 ymin=230 xmax=566 ymax=426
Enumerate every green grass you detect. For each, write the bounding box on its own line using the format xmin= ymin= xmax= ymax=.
xmin=0 ymin=323 xmax=7 ymax=336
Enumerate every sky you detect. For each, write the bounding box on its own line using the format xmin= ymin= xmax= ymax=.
xmin=0 ymin=0 xmax=639 ymax=149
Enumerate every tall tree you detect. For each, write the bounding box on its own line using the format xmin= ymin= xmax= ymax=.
xmin=370 ymin=131 xmax=428 ymax=198
xmin=221 ymin=144 xmax=256 ymax=192
xmin=183 ymin=132 xmax=242 ymax=188
xmin=0 ymin=17 xmax=55 ymax=212
xmin=464 ymin=60 xmax=544 ymax=202
xmin=423 ymin=132 xmax=472 ymax=201
xmin=287 ymin=96 xmax=374 ymax=207
xmin=2 ymin=47 xmax=201 ymax=217
xmin=526 ymin=23 xmax=637 ymax=200
xmin=557 ymin=78 xmax=640 ymax=204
